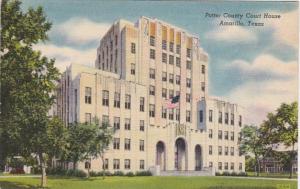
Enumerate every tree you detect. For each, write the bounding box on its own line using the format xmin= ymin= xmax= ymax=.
xmin=261 ymin=102 xmax=298 ymax=178
xmin=1 ymin=0 xmax=65 ymax=187
xmin=239 ymin=125 xmax=268 ymax=176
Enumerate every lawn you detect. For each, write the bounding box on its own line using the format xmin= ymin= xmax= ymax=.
xmin=0 ymin=176 xmax=297 ymax=189
xmin=247 ymin=172 xmax=298 ymax=179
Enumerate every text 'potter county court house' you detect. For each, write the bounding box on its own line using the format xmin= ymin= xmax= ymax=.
xmin=56 ymin=16 xmax=245 ymax=175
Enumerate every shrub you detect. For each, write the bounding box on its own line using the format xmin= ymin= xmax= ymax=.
xmin=47 ymin=167 xmax=67 ymax=175
xmin=10 ymin=168 xmax=25 ymax=174
xmin=136 ymin=170 xmax=152 ymax=176
xmin=238 ymin=172 xmax=248 ymax=177
xmin=231 ymin=172 xmax=237 ymax=176
xmin=215 ymin=172 xmax=221 ymax=176
xmin=222 ymin=171 xmax=230 ymax=176
xmin=97 ymin=171 xmax=112 ymax=176
xmin=113 ymin=171 xmax=124 ymax=176
xmin=89 ymin=171 xmax=98 ymax=177
xmin=66 ymin=169 xmax=87 ymax=177
xmin=125 ymin=172 xmax=135 ymax=177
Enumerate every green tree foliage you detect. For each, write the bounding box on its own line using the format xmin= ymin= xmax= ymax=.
xmin=1 ymin=0 xmax=66 ymax=187
xmin=260 ymin=102 xmax=298 ymax=178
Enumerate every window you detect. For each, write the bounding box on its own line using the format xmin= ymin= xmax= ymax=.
xmin=231 ymin=132 xmax=234 ymax=141
xmin=150 ymin=36 xmax=155 ymax=46
xmin=169 ymin=109 xmax=174 ymax=120
xmin=218 ymin=130 xmax=222 ymax=140
xmin=199 ymin=110 xmax=203 ymax=122
xmin=113 ymin=159 xmax=120 ymax=169
xmin=225 ymin=147 xmax=228 ymax=155
xmin=202 ymin=65 xmax=205 ymax=74
xmin=176 ymin=75 xmax=180 ymax=85
xmin=103 ymin=159 xmax=109 ymax=169
xmin=85 ymin=113 xmax=91 ymax=124
xmin=149 ymin=68 xmax=155 ymax=79
xmin=218 ymin=111 xmax=222 ymax=124
xmin=149 ymin=85 xmax=155 ymax=96
xmin=209 ymin=162 xmax=213 ymax=168
xmin=169 ymin=74 xmax=174 ymax=83
xmin=131 ymin=43 xmax=136 ymax=54
xmin=125 ymin=95 xmax=131 ymax=109
xmin=102 ymin=90 xmax=109 ymax=106
xmin=224 ymin=162 xmax=228 ymax=170
xmin=176 ymin=57 xmax=181 ymax=67
xmin=201 ymin=82 xmax=205 ymax=92
xmin=115 ymin=35 xmax=118 ymax=45
xmin=125 ymin=138 xmax=131 ymax=150
xmin=176 ymin=108 xmax=180 ymax=121
xmin=85 ymin=87 xmax=92 ymax=104
xmin=176 ymin=45 xmax=181 ymax=54
xmin=186 ymin=93 xmax=191 ymax=103
xmin=239 ymin=163 xmax=243 ymax=170
xmin=162 ymin=40 xmax=167 ymax=50
xmin=209 ymin=110 xmax=213 ymax=122
xmin=187 ymin=48 xmax=191 ymax=58
xmin=186 ymin=78 xmax=191 ymax=88
xmin=169 ymin=90 xmax=174 ymax=99
xmin=238 ymin=132 xmax=242 ymax=141
xmin=162 ymin=107 xmax=167 ymax=119
xmin=169 ymin=42 xmax=174 ymax=52
xmin=149 ymin=104 xmax=155 ymax=117
xmin=150 ymin=49 xmax=155 ymax=59
xmin=186 ymin=61 xmax=192 ymax=70
xmin=113 ymin=138 xmax=120 ymax=149
xmin=230 ymin=147 xmax=234 ymax=156
xmin=140 ymin=120 xmax=144 ymax=131
xmin=113 ymin=117 xmax=120 ymax=130
xmin=209 ymin=129 xmax=213 ymax=138
xmin=231 ymin=113 xmax=234 ymax=125
xmin=225 ymin=113 xmax=229 ymax=124
xmin=131 ymin=63 xmax=135 ymax=75
xmin=186 ymin=111 xmax=191 ymax=122
xmin=218 ymin=162 xmax=222 ymax=170
xmin=231 ymin=163 xmax=234 ymax=170
xmin=85 ymin=161 xmax=91 ymax=169
xmin=162 ymin=72 xmax=167 ymax=81
xmin=140 ymin=97 xmax=145 ymax=112
xmin=169 ymin=55 xmax=174 ymax=65
xmin=239 ymin=115 xmax=242 ymax=127
xmin=209 ymin=145 xmax=213 ymax=155
xmin=162 ymin=53 xmax=167 ymax=63
xmin=162 ymin=88 xmax=167 ymax=98
xmin=140 ymin=160 xmax=145 ymax=170
xmin=218 ymin=146 xmax=222 ymax=155
xmin=124 ymin=159 xmax=130 ymax=169
xmin=139 ymin=140 xmax=144 ymax=151
xmin=125 ymin=118 xmax=131 ymax=130
xmin=74 ymin=89 xmax=78 ymax=122
xmin=114 ymin=92 xmax=120 ymax=108
xmin=224 ymin=131 xmax=229 ymax=140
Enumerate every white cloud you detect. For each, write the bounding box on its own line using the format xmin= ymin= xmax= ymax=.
xmin=52 ymin=18 xmax=110 ymax=45
xmin=206 ymin=22 xmax=257 ymax=43
xmin=34 ymin=44 xmax=96 ymax=72
xmin=225 ymin=54 xmax=298 ymax=125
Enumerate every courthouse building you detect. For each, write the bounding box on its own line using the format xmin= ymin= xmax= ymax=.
xmin=56 ymin=17 xmax=245 ymax=174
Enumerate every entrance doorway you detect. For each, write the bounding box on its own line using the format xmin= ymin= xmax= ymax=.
xmin=175 ymin=138 xmax=187 ymax=170
xmin=156 ymin=141 xmax=166 ymax=170
xmin=195 ymin=145 xmax=202 ymax=170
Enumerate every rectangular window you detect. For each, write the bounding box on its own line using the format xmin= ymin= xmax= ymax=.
xmin=186 ymin=61 xmax=192 ymax=70
xmin=162 ymin=88 xmax=167 ymax=98
xmin=162 ymin=72 xmax=167 ymax=82
xmin=209 ymin=110 xmax=213 ymax=122
xmin=125 ymin=95 xmax=131 ymax=109
xmin=239 ymin=163 xmax=243 ymax=170
xmin=162 ymin=107 xmax=167 ymax=119
xmin=149 ymin=104 xmax=155 ymax=117
xmin=231 ymin=113 xmax=235 ymax=125
xmin=218 ymin=111 xmax=222 ymax=124
xmin=199 ymin=110 xmax=203 ymax=123
xmin=176 ymin=75 xmax=181 ymax=85
xmin=140 ymin=120 xmax=145 ymax=131
xmin=186 ymin=78 xmax=191 ymax=88
xmin=169 ymin=74 xmax=174 ymax=84
xmin=113 ymin=159 xmax=120 ymax=169
xmin=102 ymin=90 xmax=109 ymax=106
xmin=139 ymin=140 xmax=144 ymax=151
xmin=125 ymin=138 xmax=131 ymax=150
xmin=103 ymin=159 xmax=109 ymax=169
xmin=224 ymin=131 xmax=229 ymax=140
xmin=140 ymin=97 xmax=145 ymax=112
xmin=231 ymin=163 xmax=234 ymax=170
xmin=149 ymin=68 xmax=155 ymax=79
xmin=113 ymin=138 xmax=120 ymax=149
xmin=169 ymin=42 xmax=174 ymax=52
xmin=176 ymin=57 xmax=181 ymax=67
xmin=218 ymin=162 xmax=222 ymax=170
xmin=113 ymin=117 xmax=120 ymax=130
xmin=225 ymin=162 xmax=228 ymax=170
xmin=149 ymin=85 xmax=155 ymax=96
xmin=124 ymin=159 xmax=130 ymax=169
xmin=201 ymin=82 xmax=205 ymax=92
xmin=218 ymin=146 xmax=222 ymax=155
xmin=209 ymin=162 xmax=213 ymax=168
xmin=209 ymin=129 xmax=213 ymax=138
xmin=239 ymin=115 xmax=242 ymax=127
xmin=202 ymin=65 xmax=205 ymax=74
xmin=225 ymin=113 xmax=229 ymax=124
xmin=187 ymin=48 xmax=191 ymax=58
xmin=125 ymin=118 xmax=131 ymax=130
xmin=140 ymin=160 xmax=145 ymax=170
xmin=218 ymin=130 xmax=222 ymax=140
xmin=162 ymin=53 xmax=167 ymax=63
xmin=131 ymin=43 xmax=136 ymax=54
xmin=225 ymin=147 xmax=229 ymax=155
xmin=169 ymin=109 xmax=174 ymax=120
xmin=131 ymin=63 xmax=135 ymax=75
xmin=114 ymin=92 xmax=120 ymax=108
xmin=150 ymin=36 xmax=155 ymax=46
xmin=85 ymin=113 xmax=91 ymax=124
xmin=169 ymin=90 xmax=174 ymax=99
xmin=169 ymin=55 xmax=174 ymax=65
xmin=176 ymin=108 xmax=180 ymax=121
xmin=186 ymin=111 xmax=191 ymax=122
xmin=162 ymin=40 xmax=167 ymax=50
xmin=176 ymin=45 xmax=181 ymax=54
xmin=150 ymin=49 xmax=155 ymax=59
xmin=185 ymin=93 xmax=190 ymax=103
xmin=102 ymin=115 xmax=109 ymax=124
xmin=85 ymin=87 xmax=92 ymax=104
xmin=209 ymin=145 xmax=213 ymax=155
xmin=231 ymin=132 xmax=234 ymax=141
xmin=230 ymin=147 xmax=234 ymax=156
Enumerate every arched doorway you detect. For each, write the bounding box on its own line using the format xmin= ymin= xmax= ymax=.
xmin=175 ymin=138 xmax=187 ymax=170
xmin=195 ymin=145 xmax=202 ymax=170
xmin=156 ymin=141 xmax=166 ymax=170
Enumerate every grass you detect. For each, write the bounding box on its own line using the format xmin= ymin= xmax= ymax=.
xmin=247 ymin=172 xmax=298 ymax=179
xmin=0 ymin=176 xmax=297 ymax=189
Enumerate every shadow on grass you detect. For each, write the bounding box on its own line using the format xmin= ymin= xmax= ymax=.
xmin=0 ymin=181 xmax=43 ymax=189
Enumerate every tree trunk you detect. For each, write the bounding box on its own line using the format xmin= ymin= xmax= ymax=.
xmin=73 ymin=161 xmax=76 ymax=170
xmin=289 ymin=144 xmax=295 ymax=179
xmin=255 ymin=156 xmax=260 ymax=176
xmin=38 ymin=153 xmax=47 ymax=188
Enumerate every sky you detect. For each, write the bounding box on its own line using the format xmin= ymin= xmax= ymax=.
xmin=21 ymin=0 xmax=298 ymax=125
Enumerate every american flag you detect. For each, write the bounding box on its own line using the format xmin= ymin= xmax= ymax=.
xmin=165 ymin=95 xmax=180 ymax=109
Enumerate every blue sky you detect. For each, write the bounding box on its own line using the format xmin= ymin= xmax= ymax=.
xmin=22 ymin=0 xmax=298 ymax=124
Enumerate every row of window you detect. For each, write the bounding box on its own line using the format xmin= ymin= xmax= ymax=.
xmin=98 ymin=35 xmax=118 ymax=73
xmin=199 ymin=110 xmax=242 ymax=127
xmin=209 ymin=162 xmax=243 ymax=171
xmin=113 ymin=138 xmax=144 ymax=151
xmin=95 ymin=159 xmax=145 ymax=170
xmin=150 ymin=48 xmax=192 ymax=63
xmin=209 ymin=146 xmax=237 ymax=156
xmin=209 ymin=130 xmax=238 ymax=141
